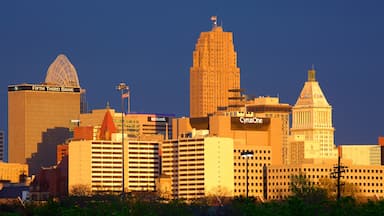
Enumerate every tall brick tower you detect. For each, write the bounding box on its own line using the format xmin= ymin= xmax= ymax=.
xmin=190 ymin=17 xmax=240 ymax=117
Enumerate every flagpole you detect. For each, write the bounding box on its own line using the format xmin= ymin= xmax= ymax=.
xmin=128 ymin=87 xmax=130 ymax=114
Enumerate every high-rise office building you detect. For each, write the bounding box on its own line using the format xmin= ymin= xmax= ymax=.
xmin=290 ymin=68 xmax=337 ymax=160
xmin=0 ymin=131 xmax=4 ymax=161
xmin=8 ymin=54 xmax=81 ymax=174
xmin=190 ymin=17 xmax=240 ymax=117
xmin=246 ymin=97 xmax=291 ymax=165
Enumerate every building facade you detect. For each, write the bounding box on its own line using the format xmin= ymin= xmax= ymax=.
xmin=0 ymin=162 xmax=28 ymax=183
xmin=0 ymin=131 xmax=4 ymax=161
xmin=190 ymin=17 xmax=240 ymax=117
xmin=246 ymin=97 xmax=291 ymax=165
xmin=166 ymin=114 xmax=283 ymax=200
xmin=80 ymin=108 xmax=172 ymax=140
xmin=162 ymin=137 xmax=234 ymax=200
xmin=290 ymin=69 xmax=337 ymax=160
xmin=8 ymin=84 xmax=80 ymax=174
xmin=340 ymin=144 xmax=381 ymax=166
xmin=266 ymin=162 xmax=384 ymax=200
xmin=8 ymin=54 xmax=82 ymax=174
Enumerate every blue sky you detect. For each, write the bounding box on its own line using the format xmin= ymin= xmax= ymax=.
xmin=1 ymin=0 xmax=383 ymax=146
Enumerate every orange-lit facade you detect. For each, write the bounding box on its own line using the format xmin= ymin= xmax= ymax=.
xmin=8 ymin=84 xmax=80 ymax=174
xmin=190 ymin=18 xmax=240 ymax=117
xmin=165 ymin=114 xmax=282 ymax=200
xmin=0 ymin=131 xmax=4 ymax=161
xmin=246 ymin=97 xmax=291 ymax=165
xmin=80 ymin=108 xmax=172 ymax=140
xmin=266 ymin=162 xmax=384 ymax=200
xmin=0 ymin=162 xmax=28 ymax=183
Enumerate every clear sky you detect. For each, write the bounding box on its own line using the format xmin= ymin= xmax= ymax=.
xmin=1 ymin=0 xmax=383 ymax=146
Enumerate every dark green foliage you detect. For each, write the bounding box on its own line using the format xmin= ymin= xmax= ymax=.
xmin=0 ymin=194 xmax=384 ymax=215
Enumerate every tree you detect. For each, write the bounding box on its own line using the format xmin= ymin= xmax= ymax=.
xmin=289 ymin=173 xmax=327 ymax=204
xmin=70 ymin=184 xmax=92 ymax=197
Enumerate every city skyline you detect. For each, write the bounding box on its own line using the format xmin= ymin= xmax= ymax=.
xmin=1 ymin=0 xmax=384 ymax=146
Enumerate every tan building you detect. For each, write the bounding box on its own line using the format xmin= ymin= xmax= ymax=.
xmin=0 ymin=131 xmax=4 ymax=161
xmin=166 ymin=114 xmax=282 ymax=200
xmin=68 ymin=139 xmax=123 ymax=194
xmin=8 ymin=54 xmax=82 ymax=174
xmin=127 ymin=140 xmax=160 ymax=192
xmin=0 ymin=162 xmax=28 ymax=183
xmin=80 ymin=108 xmax=172 ymax=140
xmin=290 ymin=68 xmax=337 ymax=161
xmin=340 ymin=144 xmax=381 ymax=166
xmin=68 ymin=109 xmax=161 ymax=194
xmin=245 ymin=96 xmax=291 ymax=165
xmin=162 ymin=137 xmax=234 ymax=200
xmin=8 ymin=84 xmax=80 ymax=174
xmin=266 ymin=161 xmax=384 ymax=200
xmin=190 ymin=17 xmax=240 ymax=117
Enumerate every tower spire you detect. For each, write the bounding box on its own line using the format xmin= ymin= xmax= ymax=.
xmin=308 ymin=66 xmax=316 ymax=82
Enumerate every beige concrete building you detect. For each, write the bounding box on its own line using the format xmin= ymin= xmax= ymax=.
xmin=68 ymin=140 xmax=123 ymax=194
xmin=190 ymin=17 xmax=240 ymax=117
xmin=266 ymin=161 xmax=384 ymax=200
xmin=290 ymin=68 xmax=337 ymax=161
xmin=340 ymin=144 xmax=381 ymax=166
xmin=127 ymin=140 xmax=160 ymax=192
xmin=245 ymin=97 xmax=291 ymax=165
xmin=0 ymin=162 xmax=28 ymax=183
xmin=162 ymin=137 xmax=234 ymax=200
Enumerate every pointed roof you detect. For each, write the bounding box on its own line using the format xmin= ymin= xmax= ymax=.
xmin=294 ymin=69 xmax=330 ymax=108
xmin=45 ymin=54 xmax=80 ymax=87
xmin=98 ymin=109 xmax=118 ymax=140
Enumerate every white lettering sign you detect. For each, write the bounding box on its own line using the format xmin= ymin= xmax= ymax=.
xmin=239 ymin=117 xmax=263 ymax=124
xmin=150 ymin=117 xmax=167 ymax=122
xmin=33 ymin=86 xmax=46 ymax=91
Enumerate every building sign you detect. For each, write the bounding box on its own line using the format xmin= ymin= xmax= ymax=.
xmin=148 ymin=116 xmax=168 ymax=122
xmin=231 ymin=117 xmax=270 ymax=131
xmin=8 ymin=84 xmax=81 ymax=93
xmin=239 ymin=117 xmax=263 ymax=124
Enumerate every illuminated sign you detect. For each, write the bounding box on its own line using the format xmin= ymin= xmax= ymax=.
xmin=8 ymin=85 xmax=80 ymax=93
xmin=148 ymin=117 xmax=168 ymax=122
xmin=239 ymin=117 xmax=263 ymax=124
xmin=231 ymin=117 xmax=270 ymax=131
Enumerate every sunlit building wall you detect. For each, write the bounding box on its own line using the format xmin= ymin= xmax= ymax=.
xmin=190 ymin=17 xmax=240 ymax=117
xmin=245 ymin=96 xmax=291 ymax=165
xmin=80 ymin=108 xmax=172 ymax=140
xmin=167 ymin=115 xmax=282 ymax=200
xmin=68 ymin=140 xmax=123 ymax=194
xmin=266 ymin=162 xmax=384 ymax=200
xmin=340 ymin=144 xmax=381 ymax=166
xmin=0 ymin=162 xmax=28 ymax=183
xmin=162 ymin=137 xmax=234 ymax=200
xmin=0 ymin=131 xmax=4 ymax=161
xmin=8 ymin=84 xmax=80 ymax=174
xmin=127 ymin=140 xmax=160 ymax=192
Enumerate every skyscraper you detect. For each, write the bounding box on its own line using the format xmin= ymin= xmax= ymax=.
xmin=190 ymin=16 xmax=240 ymax=117
xmin=290 ymin=68 xmax=337 ymax=159
xmin=0 ymin=131 xmax=4 ymax=161
xmin=8 ymin=54 xmax=81 ymax=174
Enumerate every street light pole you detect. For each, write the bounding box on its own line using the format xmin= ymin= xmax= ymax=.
xmin=241 ymin=150 xmax=253 ymax=199
xmin=117 ymin=82 xmax=129 ymax=196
